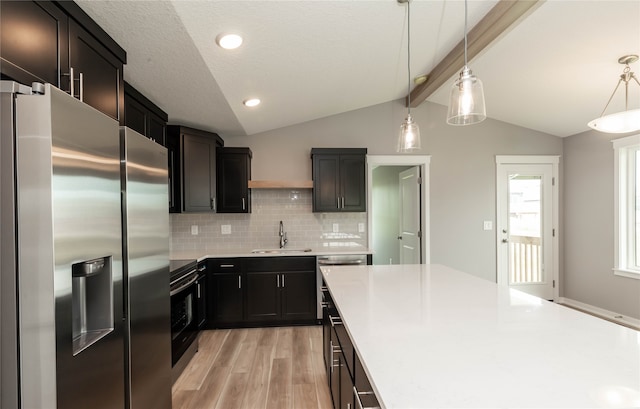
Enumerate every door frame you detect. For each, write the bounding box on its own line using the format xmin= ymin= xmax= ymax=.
xmin=367 ymin=155 xmax=431 ymax=264
xmin=495 ymin=155 xmax=560 ymax=300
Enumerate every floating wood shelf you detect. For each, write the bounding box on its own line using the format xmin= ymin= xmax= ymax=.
xmin=248 ymin=180 xmax=313 ymax=189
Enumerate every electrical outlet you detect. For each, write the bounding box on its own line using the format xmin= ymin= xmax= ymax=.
xmin=221 ymin=225 xmax=231 ymax=235
xmin=483 ymin=221 xmax=493 ymax=231
xmin=358 ymin=223 xmax=365 ymax=233
xmin=332 ymin=223 xmax=339 ymax=233
xmin=191 ymin=225 xmax=198 ymax=235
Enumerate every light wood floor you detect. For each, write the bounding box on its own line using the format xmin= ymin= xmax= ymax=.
xmin=172 ymin=326 xmax=333 ymax=409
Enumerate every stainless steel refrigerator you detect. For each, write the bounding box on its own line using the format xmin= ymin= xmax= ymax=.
xmin=1 ymin=81 xmax=171 ymax=409
xmin=120 ymin=126 xmax=172 ymax=409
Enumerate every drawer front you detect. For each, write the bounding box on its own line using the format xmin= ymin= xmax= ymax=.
xmin=208 ymin=258 xmax=241 ymax=273
xmin=244 ymin=256 xmax=315 ymax=272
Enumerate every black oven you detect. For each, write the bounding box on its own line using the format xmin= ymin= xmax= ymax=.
xmin=170 ymin=260 xmax=199 ymax=367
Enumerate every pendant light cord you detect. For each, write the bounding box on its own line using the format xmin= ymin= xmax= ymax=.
xmin=464 ymin=0 xmax=468 ymax=68
xmin=407 ymin=0 xmax=412 ymax=115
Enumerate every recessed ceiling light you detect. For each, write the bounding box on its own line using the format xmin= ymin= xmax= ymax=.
xmin=216 ymin=33 xmax=243 ymax=50
xmin=243 ymin=98 xmax=261 ymax=107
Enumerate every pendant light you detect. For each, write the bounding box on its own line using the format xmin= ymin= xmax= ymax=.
xmin=397 ymin=0 xmax=421 ymax=152
xmin=447 ymin=0 xmax=486 ymax=126
xmin=587 ymin=55 xmax=640 ymax=134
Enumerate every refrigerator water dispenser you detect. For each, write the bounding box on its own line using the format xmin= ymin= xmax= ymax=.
xmin=71 ymin=256 xmax=114 ymax=355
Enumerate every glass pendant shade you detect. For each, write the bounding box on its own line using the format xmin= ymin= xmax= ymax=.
xmin=397 ymin=113 xmax=421 ymax=152
xmin=447 ymin=67 xmax=486 ymax=126
xmin=587 ymin=109 xmax=640 ymax=133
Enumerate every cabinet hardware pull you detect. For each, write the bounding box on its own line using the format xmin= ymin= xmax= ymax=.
xmin=238 ymin=275 xmax=242 ymax=289
xmin=354 ymin=386 xmax=363 ymax=409
xmin=242 ymin=197 xmax=245 ymax=210
xmin=354 ymin=386 xmax=378 ymax=409
xmin=321 ymin=302 xmax=329 ymax=307
xmin=330 ymin=340 xmax=334 ymax=373
xmin=210 ymin=197 xmax=214 ymax=210
xmin=277 ymin=275 xmax=280 ymax=288
xmin=342 ymin=196 xmax=345 ymax=209
xmin=321 ymin=286 xmax=328 ymax=292
xmin=329 ymin=315 xmax=342 ymax=326
xmin=220 ymin=264 xmax=235 ymax=268
xmin=281 ymin=274 xmax=285 ymax=288
xmin=197 ymin=265 xmax=206 ymax=272
xmin=337 ymin=197 xmax=340 ymax=209
xmin=79 ymin=72 xmax=84 ymax=102
xmin=70 ymin=67 xmax=75 ymax=97
xmin=197 ymin=283 xmax=201 ymax=298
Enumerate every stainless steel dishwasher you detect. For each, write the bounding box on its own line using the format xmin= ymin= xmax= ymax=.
xmin=316 ymin=254 xmax=370 ymax=320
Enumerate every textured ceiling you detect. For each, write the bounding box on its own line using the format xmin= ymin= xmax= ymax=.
xmin=77 ymin=1 xmax=640 ymax=138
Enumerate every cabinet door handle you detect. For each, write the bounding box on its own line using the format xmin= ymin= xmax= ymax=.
xmin=354 ymin=386 xmax=376 ymax=409
xmin=238 ymin=275 xmax=242 ymax=289
xmin=197 ymin=282 xmax=201 ymax=298
xmin=337 ymin=197 xmax=340 ymax=209
xmin=281 ymin=274 xmax=285 ymax=288
xmin=330 ymin=340 xmax=342 ymax=374
xmin=220 ymin=264 xmax=235 ymax=268
xmin=70 ymin=67 xmax=75 ymax=98
xmin=79 ymin=71 xmax=84 ymax=102
xmin=210 ymin=197 xmax=214 ymax=210
xmin=242 ymin=197 xmax=245 ymax=210
xmin=277 ymin=274 xmax=280 ymax=288
xmin=329 ymin=315 xmax=342 ymax=327
xmin=342 ymin=196 xmax=345 ymax=209
xmin=63 ymin=67 xmax=75 ymax=97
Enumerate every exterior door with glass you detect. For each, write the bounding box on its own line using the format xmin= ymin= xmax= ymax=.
xmin=496 ymin=157 xmax=558 ymax=300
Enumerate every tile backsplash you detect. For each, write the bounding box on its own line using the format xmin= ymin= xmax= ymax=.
xmin=170 ymin=189 xmax=367 ymax=254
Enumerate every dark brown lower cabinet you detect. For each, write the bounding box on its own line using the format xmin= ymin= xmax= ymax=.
xmin=324 ymin=291 xmax=380 ymax=409
xmin=209 ymin=273 xmax=243 ymax=324
xmin=208 ymin=259 xmax=243 ymax=326
xmin=207 ymin=256 xmax=316 ymax=328
xmin=245 ymin=272 xmax=280 ymax=322
xmin=245 ymin=259 xmax=317 ymax=324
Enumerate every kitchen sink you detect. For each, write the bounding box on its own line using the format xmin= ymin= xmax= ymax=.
xmin=250 ymin=248 xmax=313 ymax=254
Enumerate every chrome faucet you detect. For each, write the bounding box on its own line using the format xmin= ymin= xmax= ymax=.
xmin=279 ymin=221 xmax=288 ymax=248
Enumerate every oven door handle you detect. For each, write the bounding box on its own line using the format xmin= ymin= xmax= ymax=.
xmin=170 ymin=274 xmax=198 ymax=296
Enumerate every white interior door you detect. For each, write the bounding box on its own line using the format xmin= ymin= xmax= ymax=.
xmin=497 ymin=159 xmax=557 ymax=300
xmin=399 ymin=167 xmax=421 ymax=264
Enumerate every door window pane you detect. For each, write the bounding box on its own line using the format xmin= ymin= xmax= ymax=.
xmin=508 ymin=175 xmax=543 ymax=284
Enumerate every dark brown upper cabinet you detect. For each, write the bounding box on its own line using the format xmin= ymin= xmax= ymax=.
xmin=0 ymin=1 xmax=126 ymax=122
xmin=167 ymin=125 xmax=223 ymax=213
xmin=216 ymin=147 xmax=252 ymax=213
xmin=311 ymin=148 xmax=367 ymax=212
xmin=124 ymin=82 xmax=168 ymax=146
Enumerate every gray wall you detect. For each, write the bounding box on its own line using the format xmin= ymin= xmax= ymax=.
xmin=221 ymin=98 xmax=640 ymax=319
xmin=226 ymin=99 xmax=563 ymax=283
xmin=563 ymin=130 xmax=640 ymax=319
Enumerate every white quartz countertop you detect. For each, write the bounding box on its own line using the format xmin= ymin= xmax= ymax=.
xmin=170 ymin=248 xmax=372 ymax=262
xmin=320 ymin=264 xmax=640 ymax=408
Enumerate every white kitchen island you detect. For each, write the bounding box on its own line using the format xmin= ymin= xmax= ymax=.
xmin=320 ymin=264 xmax=640 ymax=408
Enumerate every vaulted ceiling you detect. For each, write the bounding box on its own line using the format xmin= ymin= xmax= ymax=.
xmin=77 ymin=0 xmax=640 ymax=138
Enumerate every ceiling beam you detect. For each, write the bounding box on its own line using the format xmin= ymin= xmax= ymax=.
xmin=408 ymin=0 xmax=543 ymax=108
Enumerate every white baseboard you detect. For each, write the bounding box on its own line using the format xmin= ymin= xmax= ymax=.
xmin=557 ymin=297 xmax=640 ymax=330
